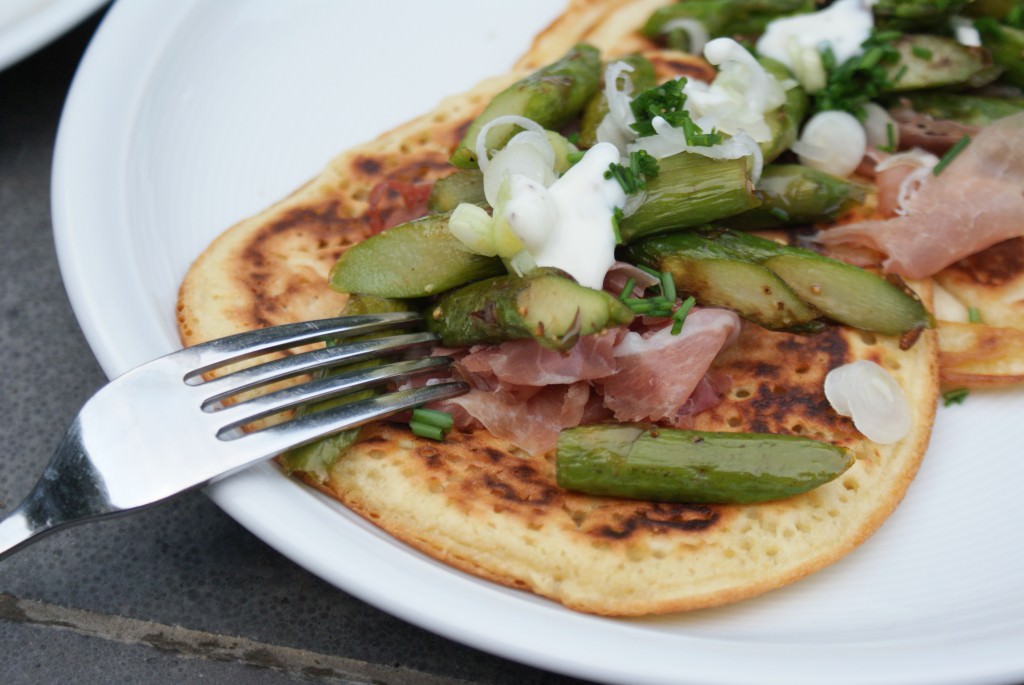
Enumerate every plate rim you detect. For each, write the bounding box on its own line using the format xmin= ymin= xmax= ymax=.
xmin=0 ymin=0 xmax=108 ymax=71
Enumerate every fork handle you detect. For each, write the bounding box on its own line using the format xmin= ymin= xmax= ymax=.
xmin=0 ymin=427 xmax=117 ymax=561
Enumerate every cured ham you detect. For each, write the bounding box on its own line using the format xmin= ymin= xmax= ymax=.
xmin=817 ymin=113 xmax=1024 ymax=279
xmin=439 ymin=307 xmax=741 ymax=455
xmin=598 ymin=308 xmax=741 ymax=426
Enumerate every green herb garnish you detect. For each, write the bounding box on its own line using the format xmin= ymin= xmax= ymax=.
xmin=410 ymin=408 xmax=454 ymax=441
xmin=967 ymin=306 xmax=982 ymax=324
xmin=933 ymin=135 xmax=971 ymax=175
xmin=605 ymin=150 xmax=660 ymax=194
xmin=911 ymin=45 xmax=933 ymax=60
xmin=629 ymin=79 xmax=723 ymax=146
xmin=814 ymin=32 xmax=903 ymax=117
xmin=621 ymin=269 xmax=679 ymax=318
xmin=670 ymin=296 xmax=697 ymax=335
xmin=880 ymin=121 xmax=897 ymax=153
xmin=942 ymin=387 xmax=970 ymax=406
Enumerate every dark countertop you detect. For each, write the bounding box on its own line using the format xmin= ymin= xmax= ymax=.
xmin=0 ymin=9 xmax=595 ymax=685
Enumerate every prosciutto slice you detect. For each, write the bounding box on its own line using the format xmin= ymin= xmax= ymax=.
xmin=817 ymin=113 xmax=1024 ymax=279
xmin=598 ymin=308 xmax=741 ymax=426
xmin=440 ymin=307 xmax=741 ymax=455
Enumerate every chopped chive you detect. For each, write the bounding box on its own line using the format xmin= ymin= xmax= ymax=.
xmin=611 ymin=207 xmax=624 ymax=245
xmin=410 ymin=421 xmax=445 ymax=441
xmin=566 ymin=150 xmax=586 ymax=165
xmin=670 ymin=296 xmax=696 ymax=335
xmin=872 ymin=30 xmax=903 ymax=42
xmin=412 ymin=408 xmax=454 ymax=431
xmin=859 ymin=46 xmax=884 ymax=69
xmin=884 ymin=121 xmax=896 ymax=152
xmin=967 ymin=306 xmax=982 ymax=324
xmin=911 ymin=45 xmax=933 ymax=60
xmin=636 ymin=264 xmax=662 ymax=279
xmin=659 ymin=271 xmax=676 ymax=302
xmin=942 ymin=387 xmax=970 ymax=407
xmin=619 ymin=277 xmax=637 ymax=301
xmin=933 ymin=135 xmax=971 ymax=175
xmin=769 ymin=206 xmax=790 ymax=222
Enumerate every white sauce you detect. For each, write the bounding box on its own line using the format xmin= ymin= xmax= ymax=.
xmin=499 ymin=142 xmax=625 ymax=290
xmin=756 ymin=0 xmax=875 ymax=73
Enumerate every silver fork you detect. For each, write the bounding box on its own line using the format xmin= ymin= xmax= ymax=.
xmin=0 ymin=313 xmax=467 ymax=560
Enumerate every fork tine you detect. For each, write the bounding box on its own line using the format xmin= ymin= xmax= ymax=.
xmin=184 ymin=313 xmax=423 ymax=379
xmin=199 ymin=331 xmax=439 ymax=405
xmin=230 ymin=381 xmax=469 ymax=458
xmin=212 ymin=355 xmax=454 ymax=436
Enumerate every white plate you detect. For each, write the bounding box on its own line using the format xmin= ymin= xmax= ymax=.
xmin=0 ymin=0 xmax=106 ymax=71
xmin=52 ymin=2 xmax=1024 ymax=684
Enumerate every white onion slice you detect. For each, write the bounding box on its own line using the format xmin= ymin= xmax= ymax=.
xmin=794 ymin=110 xmax=866 ymax=178
xmin=595 ymin=60 xmax=639 ymax=151
xmin=473 ymin=114 xmax=547 ymax=172
xmin=661 ymin=18 xmax=708 ymax=54
xmin=861 ymin=102 xmax=899 ymax=150
xmin=447 ymin=203 xmax=496 ymax=256
xmin=824 ymin=360 xmax=912 ymax=445
xmin=482 ymin=130 xmax=556 ymax=207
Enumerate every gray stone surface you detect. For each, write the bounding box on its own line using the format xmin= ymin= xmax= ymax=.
xmin=0 ymin=8 xmax=595 ymax=685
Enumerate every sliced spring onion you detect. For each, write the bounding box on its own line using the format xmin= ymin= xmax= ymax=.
xmin=824 ymin=360 xmax=911 ymax=445
xmin=793 ymin=110 xmax=866 ymax=178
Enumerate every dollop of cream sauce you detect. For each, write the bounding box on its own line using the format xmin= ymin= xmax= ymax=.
xmin=756 ymin=0 xmax=875 ymax=73
xmin=500 ymin=142 xmax=625 ymax=290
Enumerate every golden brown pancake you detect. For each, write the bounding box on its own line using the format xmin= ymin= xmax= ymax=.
xmin=931 ymin=239 xmax=1024 ymax=387
xmin=177 ymin=13 xmax=940 ymax=615
xmin=325 ymin=319 xmax=935 ymax=615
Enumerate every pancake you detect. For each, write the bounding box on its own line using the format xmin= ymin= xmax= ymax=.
xmin=933 ymin=239 xmax=1024 ymax=387
xmin=177 ymin=9 xmax=940 ymax=615
xmin=327 ymin=319 xmax=935 ymax=615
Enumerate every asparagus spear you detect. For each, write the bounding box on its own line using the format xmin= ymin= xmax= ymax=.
xmin=617 ymin=152 xmax=760 ymax=243
xmin=426 ymin=270 xmax=634 ymax=351
xmin=556 ymin=424 xmax=854 ymax=504
xmin=975 ymin=19 xmax=1024 ymax=86
xmin=329 ymin=213 xmax=504 ymax=298
xmin=641 ymin=0 xmax=815 ymax=50
xmin=627 ymin=230 xmax=824 ymax=331
xmin=428 ymin=169 xmax=485 ymax=213
xmin=884 ymin=34 xmax=1002 ymax=91
xmin=886 ymin=92 xmax=1024 ymax=126
xmin=630 ymin=228 xmax=933 ymax=335
xmin=965 ymin=0 xmax=1020 ymax=18
xmin=723 ymin=164 xmax=868 ymax=230
xmin=450 ymin=44 xmax=601 ymax=169
xmin=814 ymin=33 xmax=1000 ymax=115
xmin=872 ymin=0 xmax=973 ymax=32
